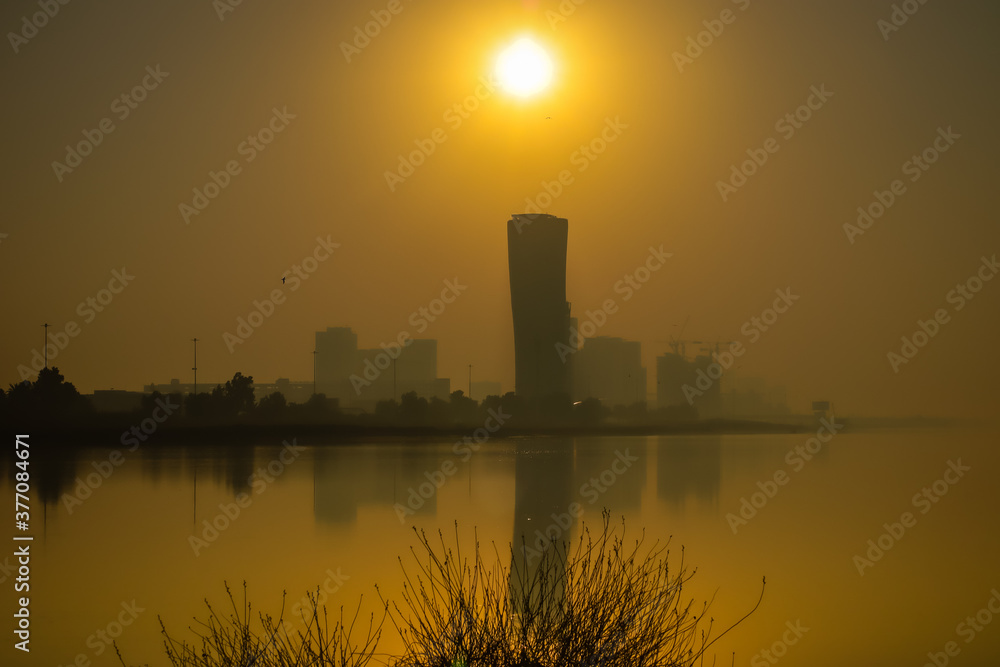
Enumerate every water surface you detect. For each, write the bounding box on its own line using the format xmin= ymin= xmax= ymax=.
xmin=6 ymin=427 xmax=999 ymax=666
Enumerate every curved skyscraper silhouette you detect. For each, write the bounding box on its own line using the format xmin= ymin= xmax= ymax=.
xmin=507 ymin=214 xmax=572 ymax=398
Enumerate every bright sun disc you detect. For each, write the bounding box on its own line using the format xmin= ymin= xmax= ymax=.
xmin=496 ymin=37 xmax=554 ymax=98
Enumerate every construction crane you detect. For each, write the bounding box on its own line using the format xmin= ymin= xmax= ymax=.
xmin=666 ymin=315 xmax=697 ymax=357
xmin=659 ymin=318 xmax=740 ymax=361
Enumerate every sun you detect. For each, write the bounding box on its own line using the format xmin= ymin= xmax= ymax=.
xmin=495 ymin=37 xmax=554 ymax=98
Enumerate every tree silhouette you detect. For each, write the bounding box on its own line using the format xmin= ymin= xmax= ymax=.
xmin=303 ymin=393 xmax=333 ymax=414
xmin=375 ymin=398 xmax=398 ymax=422
xmin=223 ymin=372 xmax=255 ymax=415
xmin=1 ymin=367 xmax=89 ymax=423
xmin=449 ymin=390 xmax=478 ymax=425
xmin=257 ymin=391 xmax=287 ymax=417
xmin=428 ymin=396 xmax=449 ymax=424
xmin=576 ymin=397 xmax=605 ymax=425
xmin=399 ymin=391 xmax=429 ymax=425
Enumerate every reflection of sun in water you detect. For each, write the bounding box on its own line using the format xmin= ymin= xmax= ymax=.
xmin=496 ymin=37 xmax=554 ymax=98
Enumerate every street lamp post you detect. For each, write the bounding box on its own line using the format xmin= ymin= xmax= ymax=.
xmin=42 ymin=323 xmax=50 ymax=368
xmin=192 ymin=338 xmax=199 ymax=396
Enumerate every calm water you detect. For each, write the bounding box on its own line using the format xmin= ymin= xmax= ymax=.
xmin=5 ymin=427 xmax=1000 ymax=666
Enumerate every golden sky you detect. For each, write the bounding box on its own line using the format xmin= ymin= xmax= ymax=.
xmin=2 ymin=0 xmax=999 ymax=417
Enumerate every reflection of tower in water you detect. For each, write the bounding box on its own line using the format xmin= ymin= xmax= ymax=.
xmin=508 ymin=438 xmax=575 ymax=614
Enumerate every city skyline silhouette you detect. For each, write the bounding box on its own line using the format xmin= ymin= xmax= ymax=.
xmin=3 ymin=2 xmax=999 ymax=419
xmin=3 ymin=2 xmax=1000 ymax=666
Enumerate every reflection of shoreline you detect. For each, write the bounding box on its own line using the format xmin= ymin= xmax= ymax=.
xmin=23 ymin=418 xmax=816 ymax=447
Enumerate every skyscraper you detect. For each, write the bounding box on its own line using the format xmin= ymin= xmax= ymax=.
xmin=316 ymin=326 xmax=450 ymax=406
xmin=315 ymin=327 xmax=358 ymax=399
xmin=507 ymin=214 xmax=572 ymax=398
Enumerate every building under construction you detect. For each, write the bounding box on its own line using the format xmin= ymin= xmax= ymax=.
xmin=657 ymin=339 xmax=790 ymax=419
xmin=656 ymin=347 xmax=721 ymax=417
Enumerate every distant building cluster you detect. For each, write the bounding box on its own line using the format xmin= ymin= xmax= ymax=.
xmin=505 ymin=213 xmax=788 ymax=418
xmin=314 ymin=327 xmax=451 ymax=409
xmin=91 ymin=212 xmax=790 ymax=418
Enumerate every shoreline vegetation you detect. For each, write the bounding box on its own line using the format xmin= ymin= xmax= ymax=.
xmin=120 ymin=514 xmax=765 ymax=667
xmin=3 ymin=367 xmax=963 ymax=445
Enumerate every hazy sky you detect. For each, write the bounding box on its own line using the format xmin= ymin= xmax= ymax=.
xmin=2 ymin=0 xmax=998 ymax=417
